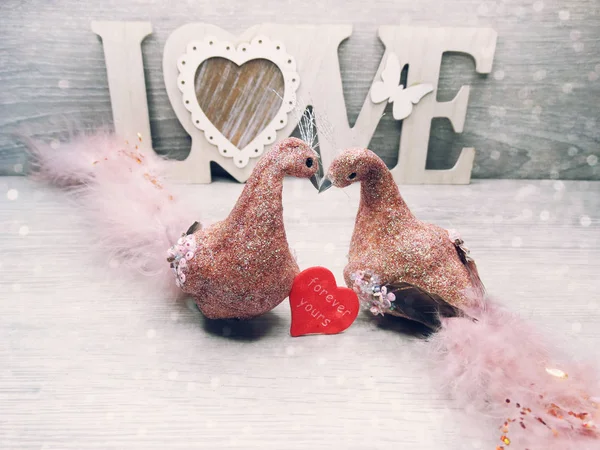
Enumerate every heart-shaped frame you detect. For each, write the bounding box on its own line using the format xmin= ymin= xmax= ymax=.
xmin=177 ymin=36 xmax=300 ymax=168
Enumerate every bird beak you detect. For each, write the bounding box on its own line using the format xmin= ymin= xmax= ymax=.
xmin=309 ymin=173 xmax=320 ymax=191
xmin=308 ymin=143 xmax=324 ymax=191
xmin=318 ymin=176 xmax=333 ymax=193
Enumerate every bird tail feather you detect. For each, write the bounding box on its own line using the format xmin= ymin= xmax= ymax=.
xmin=26 ymin=132 xmax=193 ymax=293
xmin=426 ymin=299 xmax=599 ymax=449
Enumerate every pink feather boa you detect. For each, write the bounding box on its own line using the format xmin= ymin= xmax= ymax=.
xmin=26 ymin=132 xmax=192 ymax=294
xmin=427 ymin=299 xmax=599 ymax=449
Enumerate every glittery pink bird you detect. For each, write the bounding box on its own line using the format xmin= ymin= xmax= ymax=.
xmin=320 ymin=148 xmax=599 ymax=450
xmin=320 ymin=148 xmax=483 ymax=327
xmin=169 ymin=137 xmax=319 ymax=319
xmin=28 ymin=134 xmax=319 ymax=320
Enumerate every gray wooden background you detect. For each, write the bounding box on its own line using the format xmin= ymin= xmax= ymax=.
xmin=1 ymin=0 xmax=599 ymax=180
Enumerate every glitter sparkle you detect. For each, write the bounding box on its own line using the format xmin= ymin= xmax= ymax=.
xmin=171 ymin=138 xmax=319 ymax=319
xmin=326 ymin=148 xmax=482 ymax=309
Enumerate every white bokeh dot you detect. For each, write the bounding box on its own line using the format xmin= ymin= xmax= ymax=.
xmin=490 ymin=150 xmax=500 ymax=160
xmin=511 ymin=236 xmax=523 ymax=247
xmin=532 ymin=105 xmax=542 ymax=115
xmin=587 ymin=155 xmax=598 ymax=166
xmin=146 ymin=329 xmax=156 ymax=339
xmin=571 ymin=322 xmax=582 ymax=333
xmin=285 ymin=345 xmax=295 ymax=356
xmin=558 ymin=10 xmax=570 ymax=20
xmin=585 ymin=118 xmax=596 ymax=129
xmin=13 ymin=163 xmax=23 ymax=173
xmin=553 ymin=180 xmax=564 ymax=191
xmin=540 ymin=210 xmax=550 ymax=221
xmin=579 ymin=215 xmax=591 ymax=227
xmin=570 ymin=30 xmax=581 ymax=41
xmin=170 ymin=311 xmax=179 ymax=321
xmin=568 ymin=146 xmax=578 ymax=156
xmin=50 ymin=139 xmax=60 ymax=149
xmin=18 ymin=225 xmax=29 ymax=236
xmin=533 ymin=69 xmax=547 ymax=81
xmin=324 ymin=242 xmax=336 ymax=253
xmin=573 ymin=42 xmax=584 ymax=52
xmin=562 ymin=83 xmax=573 ymax=94
xmin=589 ymin=72 xmax=599 ymax=82
xmin=108 ymin=259 xmax=120 ymax=269
xmin=494 ymin=70 xmax=505 ymax=81
xmin=533 ymin=1 xmax=544 ymax=12
xmin=515 ymin=6 xmax=526 ymax=17
xmin=6 ymin=189 xmax=18 ymax=200
xmin=58 ymin=79 xmax=70 ymax=89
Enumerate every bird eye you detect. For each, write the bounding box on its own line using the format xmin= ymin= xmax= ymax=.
xmin=305 ymin=157 xmax=314 ymax=168
xmin=348 ymin=172 xmax=357 ymax=180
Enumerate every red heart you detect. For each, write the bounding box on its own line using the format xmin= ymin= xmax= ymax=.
xmin=289 ymin=267 xmax=359 ymax=337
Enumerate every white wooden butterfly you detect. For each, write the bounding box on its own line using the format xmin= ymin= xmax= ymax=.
xmin=370 ymin=52 xmax=434 ymax=120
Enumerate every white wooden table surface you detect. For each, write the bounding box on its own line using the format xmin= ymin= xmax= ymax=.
xmin=1 ymin=177 xmax=599 ymax=450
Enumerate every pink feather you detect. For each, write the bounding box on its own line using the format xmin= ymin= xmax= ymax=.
xmin=427 ymin=299 xmax=599 ymax=449
xmin=26 ymin=132 xmax=193 ymax=294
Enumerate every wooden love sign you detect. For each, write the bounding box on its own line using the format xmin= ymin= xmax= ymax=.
xmin=92 ymin=21 xmax=497 ymax=185
xmin=289 ymin=267 xmax=359 ymax=337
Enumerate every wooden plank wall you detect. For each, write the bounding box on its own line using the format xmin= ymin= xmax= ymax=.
xmin=0 ymin=0 xmax=599 ymax=180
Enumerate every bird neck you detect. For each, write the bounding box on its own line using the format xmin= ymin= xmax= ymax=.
xmin=358 ymin=163 xmax=415 ymax=222
xmin=227 ymin=155 xmax=287 ymax=235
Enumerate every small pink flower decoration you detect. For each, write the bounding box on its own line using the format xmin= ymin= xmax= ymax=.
xmin=166 ymin=231 xmax=197 ymax=287
xmin=351 ymin=270 xmax=396 ymax=316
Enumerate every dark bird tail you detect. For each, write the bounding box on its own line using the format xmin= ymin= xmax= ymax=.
xmin=382 ymin=282 xmax=464 ymax=331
